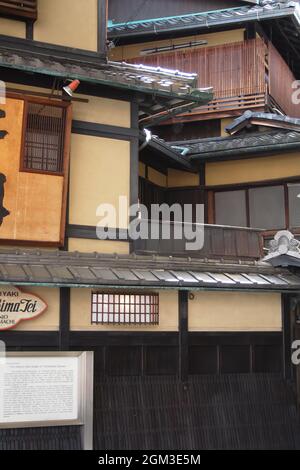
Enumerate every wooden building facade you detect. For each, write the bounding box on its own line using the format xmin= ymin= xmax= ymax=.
xmin=0 ymin=0 xmax=300 ymax=449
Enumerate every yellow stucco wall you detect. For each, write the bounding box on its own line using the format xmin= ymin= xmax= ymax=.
xmin=206 ymin=152 xmax=300 ymax=186
xmin=189 ymin=291 xmax=282 ymax=332
xmin=142 ymin=167 xmax=200 ymax=188
xmin=110 ymin=29 xmax=245 ymax=61
xmin=14 ymin=287 xmax=60 ymax=331
xmin=70 ymin=289 xmax=179 ymax=331
xmin=220 ymin=118 xmax=233 ymax=137
xmin=68 ymin=238 xmax=130 ymax=255
xmin=168 ymin=169 xmax=199 ymax=188
xmin=0 ymin=18 xmax=26 ymax=38
xmin=69 ymin=134 xmax=130 ymax=228
xmin=34 ymin=0 xmax=98 ymax=51
xmin=139 ymin=162 xmax=146 ymax=178
xmin=6 ymin=83 xmax=131 ymax=129
xmin=11 ymin=288 xmax=282 ymax=333
xmin=73 ymin=96 xmax=131 ymax=128
xmin=148 ymin=167 xmax=167 ymax=187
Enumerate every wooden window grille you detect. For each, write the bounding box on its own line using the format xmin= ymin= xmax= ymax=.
xmin=21 ymin=99 xmax=69 ymax=175
xmin=0 ymin=1 xmax=38 ymax=21
xmin=91 ymin=293 xmax=159 ymax=325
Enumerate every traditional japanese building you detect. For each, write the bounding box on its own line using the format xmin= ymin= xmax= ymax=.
xmin=1 ymin=0 xmax=300 ymax=450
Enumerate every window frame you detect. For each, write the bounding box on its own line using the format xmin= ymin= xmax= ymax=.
xmin=19 ymin=95 xmax=72 ymax=177
xmin=209 ymin=178 xmax=300 ymax=235
xmin=91 ymin=292 xmax=160 ymax=326
xmin=4 ymin=91 xmax=72 ymax=247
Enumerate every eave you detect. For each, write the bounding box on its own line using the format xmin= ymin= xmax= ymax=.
xmin=0 ymin=249 xmax=299 ymax=292
xmin=182 ymin=131 xmax=300 ymax=163
xmin=108 ymin=2 xmax=300 ymax=77
xmin=140 ymin=133 xmax=194 ymax=171
xmin=225 ymin=111 xmax=300 ymax=135
xmin=0 ymin=35 xmax=213 ymax=127
xmin=108 ymin=3 xmax=300 ymax=42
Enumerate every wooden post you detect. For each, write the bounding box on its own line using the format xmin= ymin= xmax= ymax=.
xmin=98 ymin=0 xmax=108 ymax=56
xmin=179 ymin=290 xmax=189 ymax=382
xmin=282 ymin=293 xmax=292 ymax=381
xmin=59 ymin=287 xmax=70 ymax=351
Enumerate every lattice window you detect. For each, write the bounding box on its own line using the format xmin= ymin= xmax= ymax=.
xmin=0 ymin=1 xmax=38 ymax=21
xmin=21 ymin=100 xmax=69 ymax=175
xmin=91 ymin=293 xmax=159 ymax=325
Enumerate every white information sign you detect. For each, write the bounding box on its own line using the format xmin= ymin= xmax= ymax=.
xmin=0 ymin=356 xmax=79 ymax=424
xmin=0 ymin=352 xmax=94 ymax=449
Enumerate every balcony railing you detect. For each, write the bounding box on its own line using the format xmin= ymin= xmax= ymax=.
xmin=133 ymin=221 xmax=263 ymax=260
xmin=131 ymin=38 xmax=300 ymax=120
xmin=0 ymin=0 xmax=37 ymax=21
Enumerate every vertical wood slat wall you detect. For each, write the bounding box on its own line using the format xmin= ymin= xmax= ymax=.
xmin=131 ymin=39 xmax=266 ymax=99
xmin=268 ymin=41 xmax=300 ymax=118
xmin=131 ymin=38 xmax=300 ymax=118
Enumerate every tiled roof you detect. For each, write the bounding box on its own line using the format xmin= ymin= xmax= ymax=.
xmin=0 ymin=48 xmax=205 ymax=99
xmin=169 ymin=129 xmax=300 ymax=161
xmin=140 ymin=131 xmax=194 ymax=170
xmin=108 ymin=2 xmax=299 ymax=39
xmin=225 ymin=111 xmax=300 ymax=135
xmin=0 ymin=37 xmax=213 ymax=126
xmin=0 ymin=249 xmax=299 ymax=291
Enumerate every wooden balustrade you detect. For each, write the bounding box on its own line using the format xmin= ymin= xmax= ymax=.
xmin=134 ymin=221 xmax=263 ymax=260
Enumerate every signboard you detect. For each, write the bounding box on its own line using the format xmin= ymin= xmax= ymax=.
xmin=0 ymin=352 xmax=94 ymax=450
xmin=0 ymin=286 xmax=47 ymax=330
xmin=0 ymin=356 xmax=79 ymax=424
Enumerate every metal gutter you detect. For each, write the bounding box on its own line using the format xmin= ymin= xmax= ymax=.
xmin=0 ymin=280 xmax=298 ymax=293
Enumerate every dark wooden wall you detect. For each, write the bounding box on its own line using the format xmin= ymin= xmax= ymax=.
xmin=1 ymin=330 xmax=286 ymax=450
xmin=139 ymin=177 xmax=203 ymax=222
xmin=109 ymin=0 xmax=246 ymax=23
xmin=95 ymin=374 xmax=300 ymax=450
xmin=3 ymin=331 xmax=282 ymax=376
xmin=151 ymin=119 xmax=220 ymax=142
xmin=0 ymin=427 xmax=82 ymax=450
